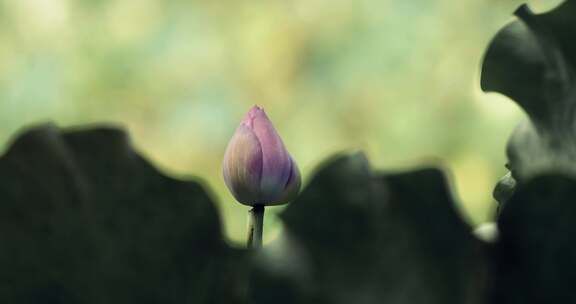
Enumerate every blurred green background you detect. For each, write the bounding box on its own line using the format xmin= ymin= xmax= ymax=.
xmin=0 ymin=0 xmax=563 ymax=244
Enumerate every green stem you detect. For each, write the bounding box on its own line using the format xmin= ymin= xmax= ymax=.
xmin=247 ymin=204 xmax=265 ymax=249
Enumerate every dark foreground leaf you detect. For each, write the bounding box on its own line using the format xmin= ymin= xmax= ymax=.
xmin=493 ymin=174 xmax=576 ymax=304
xmin=481 ymin=1 xmax=576 ymax=130
xmin=0 ymin=124 xmax=248 ymax=304
xmin=251 ymin=153 xmax=489 ymax=304
xmin=481 ymin=0 xmax=576 ymax=200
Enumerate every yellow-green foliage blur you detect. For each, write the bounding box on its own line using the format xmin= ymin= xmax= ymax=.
xmin=0 ymin=0 xmax=563 ymax=244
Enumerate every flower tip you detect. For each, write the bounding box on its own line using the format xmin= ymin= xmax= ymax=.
xmin=248 ymin=105 xmax=265 ymax=115
xmin=242 ymin=105 xmax=269 ymax=127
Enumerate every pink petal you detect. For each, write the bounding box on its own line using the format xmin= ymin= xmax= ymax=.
xmin=246 ymin=106 xmax=292 ymax=202
xmin=270 ymin=156 xmax=301 ymax=205
xmin=222 ymin=124 xmax=263 ymax=205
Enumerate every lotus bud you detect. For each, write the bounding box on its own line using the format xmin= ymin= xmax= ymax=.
xmin=223 ymin=105 xmax=301 ymax=206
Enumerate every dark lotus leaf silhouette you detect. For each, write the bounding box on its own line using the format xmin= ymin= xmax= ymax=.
xmin=481 ymin=0 xmax=576 ymax=206
xmin=482 ymin=3 xmax=576 ymax=299
xmin=493 ymin=174 xmax=576 ymax=304
xmin=0 ymin=124 xmax=248 ymax=304
xmin=250 ymin=153 xmax=490 ymax=304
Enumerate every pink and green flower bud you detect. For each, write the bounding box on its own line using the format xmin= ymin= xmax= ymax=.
xmin=223 ymin=106 xmax=301 ymax=206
